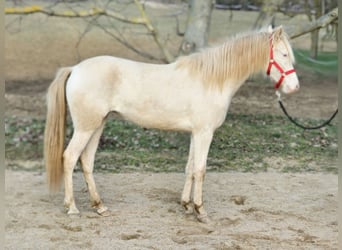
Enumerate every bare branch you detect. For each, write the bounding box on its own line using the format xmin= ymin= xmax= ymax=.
xmin=5 ymin=15 xmax=24 ymax=33
xmin=5 ymin=3 xmax=175 ymax=62
xmin=93 ymin=18 xmax=165 ymax=62
xmin=133 ymin=0 xmax=175 ymax=62
xmin=5 ymin=5 xmax=147 ymax=25
xmin=74 ymin=15 xmax=102 ymax=61
xmin=285 ymin=7 xmax=338 ymax=39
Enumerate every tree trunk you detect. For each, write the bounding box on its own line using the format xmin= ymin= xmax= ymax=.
xmin=179 ymin=0 xmax=213 ymax=55
xmin=253 ymin=0 xmax=282 ymax=29
xmin=310 ymin=29 xmax=319 ymax=58
xmin=308 ymin=0 xmax=322 ymax=59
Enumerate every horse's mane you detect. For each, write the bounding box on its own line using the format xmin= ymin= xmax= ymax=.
xmin=176 ymin=29 xmax=293 ymax=89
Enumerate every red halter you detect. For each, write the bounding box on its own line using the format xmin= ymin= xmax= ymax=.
xmin=266 ymin=38 xmax=296 ymax=89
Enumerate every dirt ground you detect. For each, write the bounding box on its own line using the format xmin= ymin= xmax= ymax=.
xmin=5 ymin=1 xmax=338 ymax=249
xmin=5 ymin=171 xmax=338 ymax=249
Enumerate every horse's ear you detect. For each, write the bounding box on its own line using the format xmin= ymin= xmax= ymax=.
xmin=272 ymin=25 xmax=283 ymax=41
xmin=268 ymin=25 xmax=273 ymax=33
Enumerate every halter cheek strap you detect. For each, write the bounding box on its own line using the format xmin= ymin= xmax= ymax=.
xmin=267 ymin=39 xmax=296 ymax=89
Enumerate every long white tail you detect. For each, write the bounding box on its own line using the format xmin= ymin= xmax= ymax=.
xmin=44 ymin=67 xmax=72 ymax=192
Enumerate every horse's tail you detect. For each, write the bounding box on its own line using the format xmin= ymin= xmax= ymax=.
xmin=44 ymin=67 xmax=72 ymax=192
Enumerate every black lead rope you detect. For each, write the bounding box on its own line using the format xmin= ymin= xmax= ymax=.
xmin=276 ymin=92 xmax=338 ymax=130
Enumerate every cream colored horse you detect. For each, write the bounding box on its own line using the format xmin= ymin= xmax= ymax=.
xmin=44 ymin=26 xmax=299 ymax=223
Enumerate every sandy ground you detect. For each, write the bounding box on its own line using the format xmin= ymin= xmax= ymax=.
xmin=5 ymin=170 xmax=337 ymax=249
xmin=5 ymin=1 xmax=338 ymax=249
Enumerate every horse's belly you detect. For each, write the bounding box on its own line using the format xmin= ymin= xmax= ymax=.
xmin=117 ymin=107 xmax=193 ymax=131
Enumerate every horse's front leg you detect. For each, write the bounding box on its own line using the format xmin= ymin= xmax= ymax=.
xmin=181 ymin=135 xmax=194 ymax=214
xmin=192 ymin=130 xmax=213 ymax=223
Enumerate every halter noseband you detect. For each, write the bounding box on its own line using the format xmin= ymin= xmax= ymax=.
xmin=266 ymin=38 xmax=296 ymax=89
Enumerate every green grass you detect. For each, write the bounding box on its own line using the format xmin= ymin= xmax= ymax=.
xmin=5 ymin=113 xmax=338 ymax=173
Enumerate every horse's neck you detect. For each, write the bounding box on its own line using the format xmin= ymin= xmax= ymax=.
xmin=223 ymin=34 xmax=269 ymax=81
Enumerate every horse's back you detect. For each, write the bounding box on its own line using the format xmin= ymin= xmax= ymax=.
xmin=66 ymin=55 xmax=176 ymax=105
xmin=68 ymin=55 xmax=173 ymax=89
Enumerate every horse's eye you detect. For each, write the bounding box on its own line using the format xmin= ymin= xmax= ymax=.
xmin=283 ymin=53 xmax=288 ymax=57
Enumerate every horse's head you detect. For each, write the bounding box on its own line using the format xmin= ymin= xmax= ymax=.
xmin=267 ymin=26 xmax=299 ymax=94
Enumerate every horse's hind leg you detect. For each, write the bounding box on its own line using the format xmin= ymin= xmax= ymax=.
xmin=63 ymin=129 xmax=94 ymax=215
xmin=79 ymin=122 xmax=109 ymax=216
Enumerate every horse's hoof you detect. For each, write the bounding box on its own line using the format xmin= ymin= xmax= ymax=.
xmin=197 ymin=214 xmax=210 ymax=224
xmin=97 ymin=206 xmax=110 ymax=217
xmin=185 ymin=207 xmax=194 ymax=215
xmin=67 ymin=207 xmax=80 ymax=215
xmin=182 ymin=201 xmax=194 ymax=215
xmin=98 ymin=210 xmax=110 ymax=217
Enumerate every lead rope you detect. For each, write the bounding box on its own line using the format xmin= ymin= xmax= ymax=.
xmin=276 ymin=91 xmax=338 ymax=130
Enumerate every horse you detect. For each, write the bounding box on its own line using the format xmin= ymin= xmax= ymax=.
xmin=44 ymin=26 xmax=299 ymax=223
